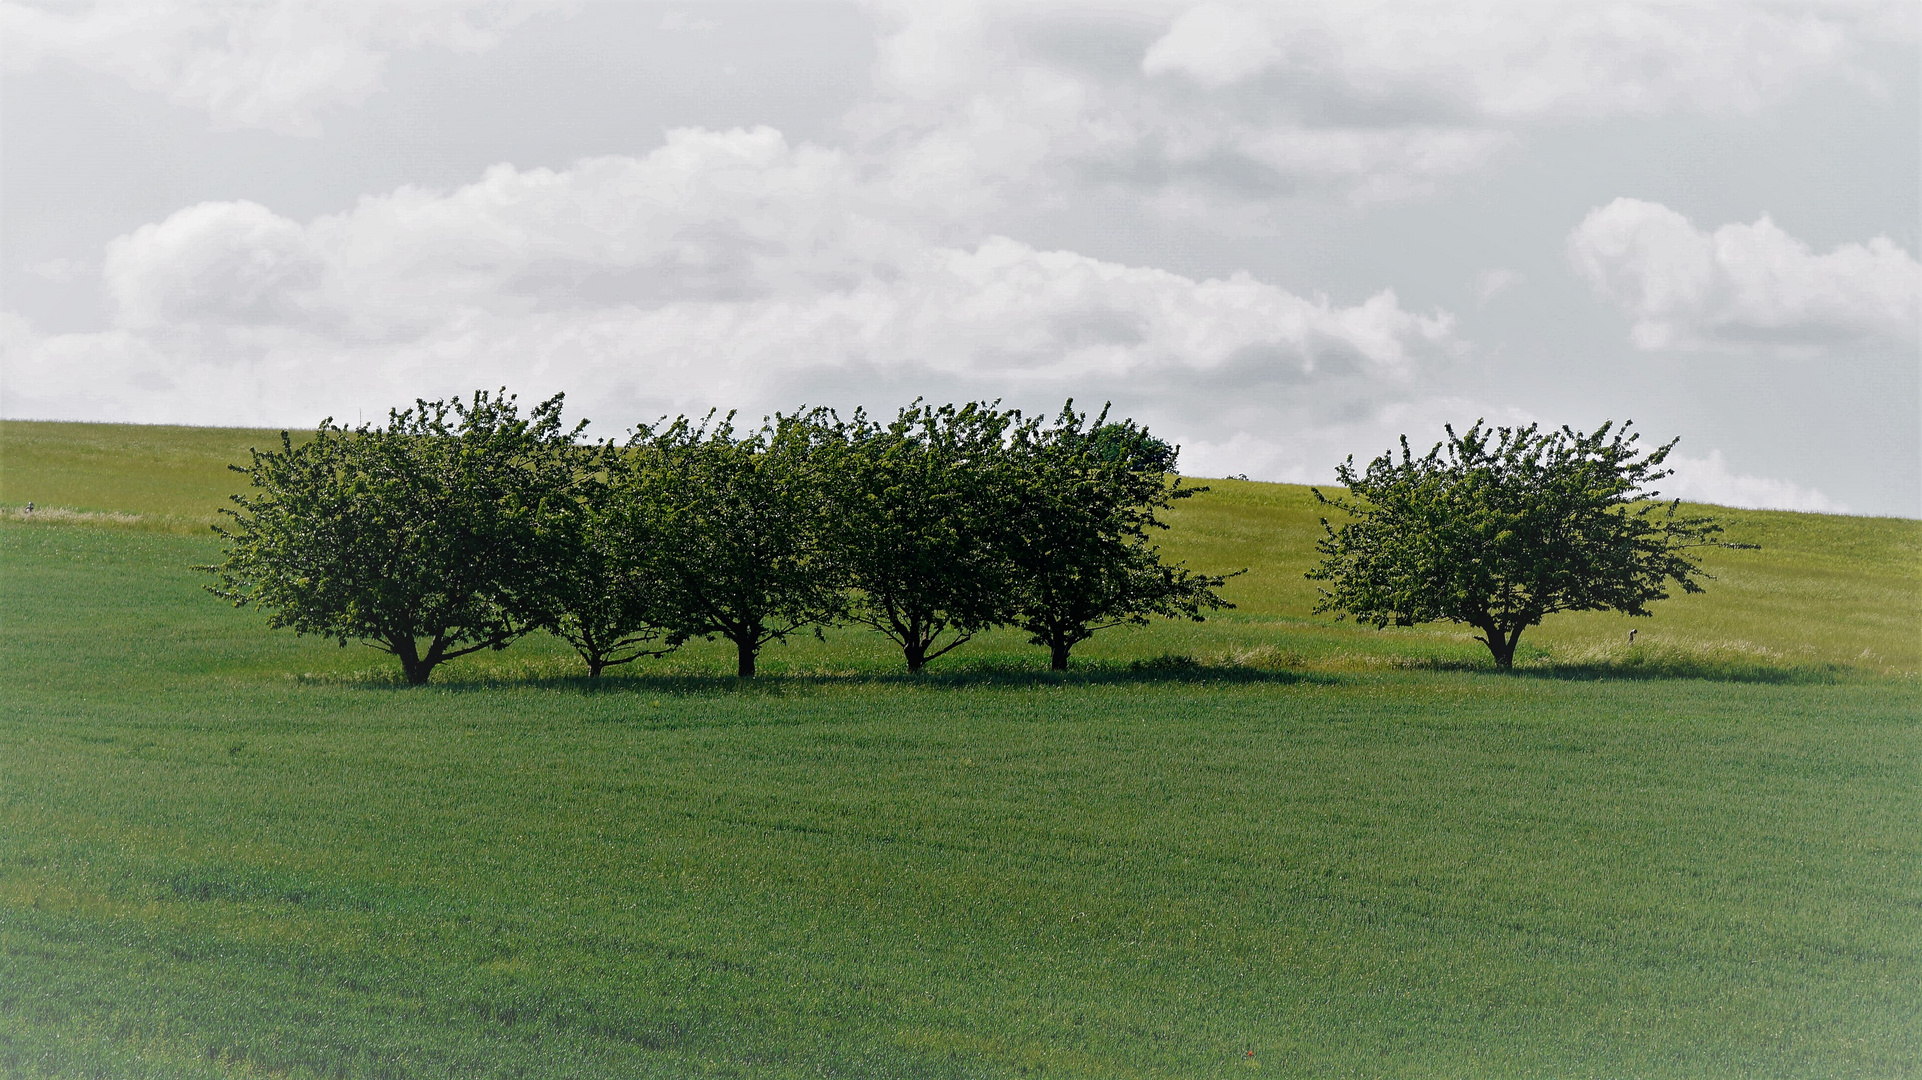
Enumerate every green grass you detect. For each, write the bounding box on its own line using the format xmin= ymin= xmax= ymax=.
xmin=1 ymin=421 xmax=1918 ymax=1078
xmin=0 ymin=420 xmax=308 ymax=534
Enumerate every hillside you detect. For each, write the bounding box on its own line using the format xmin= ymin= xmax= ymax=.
xmin=3 ymin=418 xmax=1917 ymax=675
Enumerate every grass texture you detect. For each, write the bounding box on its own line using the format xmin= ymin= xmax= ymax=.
xmin=0 ymin=420 xmax=1917 ymax=1078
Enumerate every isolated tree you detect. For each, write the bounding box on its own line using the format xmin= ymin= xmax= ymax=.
xmin=1005 ymin=403 xmax=1235 ymax=671
xmin=1308 ymin=420 xmax=1747 ymax=669
xmin=636 ymin=410 xmax=843 ymax=678
xmin=541 ymin=443 xmax=678 ymax=677
xmin=204 ymin=391 xmax=583 ymax=685
xmin=824 ymin=401 xmax=1020 ymax=673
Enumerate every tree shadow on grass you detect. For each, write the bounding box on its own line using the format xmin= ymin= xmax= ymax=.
xmin=311 ymin=654 xmax=1332 ymax=696
xmin=289 ymin=648 xmax=1878 ymax=694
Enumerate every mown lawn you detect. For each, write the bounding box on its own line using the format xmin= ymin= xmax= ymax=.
xmin=1 ymin=520 xmax=1916 ymax=1078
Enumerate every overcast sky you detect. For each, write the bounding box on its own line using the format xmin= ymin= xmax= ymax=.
xmin=3 ymin=1 xmax=1917 ymax=515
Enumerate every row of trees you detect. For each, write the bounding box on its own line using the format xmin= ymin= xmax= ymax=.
xmin=205 ymin=392 xmax=1235 ymax=684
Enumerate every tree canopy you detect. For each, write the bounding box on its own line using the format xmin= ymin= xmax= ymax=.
xmin=204 ymin=391 xmax=581 ymax=684
xmin=207 ymin=392 xmax=1241 ymax=680
xmin=824 ymin=401 xmax=1022 ymax=673
xmin=632 ymin=410 xmax=845 ymax=679
xmin=1004 ymin=403 xmax=1234 ymax=671
xmin=1307 ymin=420 xmax=1746 ymax=668
xmin=540 ymin=441 xmax=678 ymax=677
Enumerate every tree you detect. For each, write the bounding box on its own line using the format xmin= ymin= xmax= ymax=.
xmin=824 ymin=401 xmax=1020 ymax=673
xmin=635 ymin=410 xmax=843 ymax=678
xmin=540 ymin=442 xmax=678 ymax=678
xmin=204 ymin=391 xmax=583 ymax=685
xmin=1004 ymin=403 xmax=1235 ymax=671
xmin=1307 ymin=420 xmax=1748 ymax=669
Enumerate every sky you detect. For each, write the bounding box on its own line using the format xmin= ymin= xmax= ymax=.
xmin=2 ymin=1 xmax=1917 ymax=516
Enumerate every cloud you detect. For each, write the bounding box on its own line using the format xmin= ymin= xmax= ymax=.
xmin=845 ymin=1 xmax=1910 ymax=213
xmin=27 ymin=257 xmax=91 ymax=284
xmin=1174 ymin=396 xmax=1536 ymax=485
xmin=9 ymin=1 xmax=1901 ymax=198
xmin=3 ymin=126 xmax=1457 ymax=482
xmin=0 ymin=0 xmax=565 ymax=135
xmin=105 ymin=200 xmax=328 ymax=328
xmin=1140 ymin=3 xmax=1277 ymax=88
xmin=657 ymin=11 xmax=718 ymax=33
xmin=11 ymin=5 xmax=1908 ymax=500
xmin=1663 ymin=450 xmax=1848 ymax=513
xmin=1135 ymin=1 xmax=1888 ymax=117
xmin=1475 ymin=268 xmax=1520 ymax=304
xmin=1567 ymin=197 xmax=1921 ymax=350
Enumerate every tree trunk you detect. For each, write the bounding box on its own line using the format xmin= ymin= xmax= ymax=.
xmin=393 ymin=636 xmax=434 ymax=685
xmin=735 ymin=636 xmax=757 ymax=679
xmin=1050 ymin=640 xmax=1072 ymax=671
xmin=904 ymin=642 xmax=927 ymax=674
xmin=586 ymin=655 xmax=606 ymax=678
xmin=1479 ymin=624 xmax=1520 ymax=670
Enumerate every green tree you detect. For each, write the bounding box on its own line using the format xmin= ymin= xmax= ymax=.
xmin=636 ymin=410 xmax=843 ymax=678
xmin=1005 ymin=403 xmax=1235 ymax=671
xmin=1308 ymin=420 xmax=1747 ymax=669
xmin=541 ymin=442 xmax=679 ymax=677
xmin=204 ymin=391 xmax=582 ymax=685
xmin=824 ymin=401 xmax=1020 ymax=673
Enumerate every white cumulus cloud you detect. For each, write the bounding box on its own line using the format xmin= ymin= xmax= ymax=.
xmin=1663 ymin=450 xmax=1848 ymax=513
xmin=3 ymin=126 xmax=1458 ymax=478
xmin=1567 ymin=197 xmax=1921 ymax=351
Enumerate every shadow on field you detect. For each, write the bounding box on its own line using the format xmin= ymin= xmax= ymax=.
xmin=280 ymin=645 xmax=1860 ymax=687
xmin=286 ymin=647 xmax=1875 ymax=693
xmin=297 ymin=655 xmax=1333 ymax=696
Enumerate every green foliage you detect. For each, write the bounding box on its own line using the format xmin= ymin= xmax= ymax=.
xmin=632 ymin=410 xmax=845 ymax=678
xmin=202 ymin=391 xmax=582 ymax=684
xmin=1006 ymin=403 xmax=1236 ymax=670
xmin=823 ymin=401 xmax=1023 ymax=672
xmin=188 ymin=393 xmax=1240 ymax=680
xmin=1310 ymin=421 xmax=1746 ymax=668
xmin=539 ymin=443 xmax=679 ymax=677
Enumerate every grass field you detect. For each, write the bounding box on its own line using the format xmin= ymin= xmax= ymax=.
xmin=1 ymin=419 xmax=1918 ymax=1078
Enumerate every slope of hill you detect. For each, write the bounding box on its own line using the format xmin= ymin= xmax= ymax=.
xmin=0 ymin=420 xmax=296 ymax=531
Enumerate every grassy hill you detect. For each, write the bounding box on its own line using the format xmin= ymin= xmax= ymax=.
xmin=1 ymin=419 xmax=1917 ymax=1079
xmin=0 ymin=420 xmax=303 ymax=532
